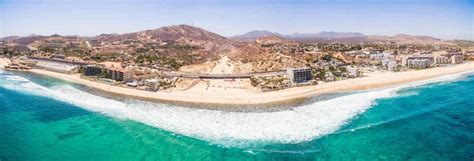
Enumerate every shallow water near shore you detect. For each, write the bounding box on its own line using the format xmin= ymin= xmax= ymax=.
xmin=1 ymin=69 xmax=473 ymax=160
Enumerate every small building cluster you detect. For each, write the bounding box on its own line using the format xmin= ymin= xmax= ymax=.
xmin=125 ymin=77 xmax=175 ymax=91
xmin=250 ymin=75 xmax=291 ymax=92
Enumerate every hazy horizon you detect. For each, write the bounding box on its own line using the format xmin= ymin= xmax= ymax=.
xmin=1 ymin=0 xmax=473 ymax=40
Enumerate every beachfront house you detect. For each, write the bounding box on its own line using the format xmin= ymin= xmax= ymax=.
xmin=126 ymin=80 xmax=138 ymax=87
xmin=325 ymin=72 xmax=335 ymax=82
xmin=145 ymin=78 xmax=160 ymax=91
xmin=345 ymin=66 xmax=359 ymax=78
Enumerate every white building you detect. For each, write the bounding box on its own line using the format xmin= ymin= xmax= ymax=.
xmin=145 ymin=78 xmax=160 ymax=91
xmin=325 ymin=72 xmax=335 ymax=82
xmin=345 ymin=66 xmax=359 ymax=78
xmin=407 ymin=59 xmax=430 ymax=69
xmin=451 ymin=55 xmax=464 ymax=64
xmin=383 ymin=50 xmax=396 ymax=55
xmin=402 ymin=54 xmax=435 ymax=67
xmin=345 ymin=50 xmax=365 ymax=56
xmin=382 ymin=59 xmax=397 ymax=71
xmin=369 ymin=53 xmax=385 ymax=60
xmin=434 ymin=56 xmax=449 ymax=64
xmin=126 ymin=80 xmax=138 ymax=87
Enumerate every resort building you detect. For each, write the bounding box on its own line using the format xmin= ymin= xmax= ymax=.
xmin=466 ymin=51 xmax=474 ymax=61
xmin=145 ymin=78 xmax=160 ymax=91
xmin=0 ymin=41 xmax=5 ymax=54
xmin=286 ymin=67 xmax=313 ymax=83
xmin=83 ymin=65 xmax=103 ymax=76
xmin=434 ymin=56 xmax=449 ymax=64
xmin=451 ymin=55 xmax=464 ymax=64
xmin=382 ymin=59 xmax=397 ymax=71
xmin=106 ymin=68 xmax=133 ymax=81
xmin=402 ymin=54 xmax=435 ymax=67
xmin=407 ymin=59 xmax=430 ymax=69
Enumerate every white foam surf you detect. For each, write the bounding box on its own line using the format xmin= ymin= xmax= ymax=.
xmin=0 ymin=70 xmax=472 ymax=147
xmin=47 ymin=86 xmax=396 ymax=146
xmin=0 ymin=75 xmax=53 ymax=96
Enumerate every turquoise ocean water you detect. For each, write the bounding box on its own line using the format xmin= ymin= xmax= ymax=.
xmin=0 ymin=69 xmax=473 ymax=161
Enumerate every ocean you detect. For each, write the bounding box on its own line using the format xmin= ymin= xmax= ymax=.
xmin=0 ymin=69 xmax=473 ymax=161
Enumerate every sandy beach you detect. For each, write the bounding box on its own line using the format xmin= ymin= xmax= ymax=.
xmin=2 ymin=58 xmax=474 ymax=104
xmin=0 ymin=58 xmax=11 ymax=68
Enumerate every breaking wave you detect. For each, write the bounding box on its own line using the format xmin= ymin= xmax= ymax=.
xmin=0 ymin=69 xmax=472 ymax=147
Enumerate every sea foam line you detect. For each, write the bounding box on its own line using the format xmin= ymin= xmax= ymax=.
xmin=0 ymin=70 xmax=472 ymax=147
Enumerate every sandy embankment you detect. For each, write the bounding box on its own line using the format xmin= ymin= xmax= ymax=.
xmin=0 ymin=58 xmax=11 ymax=68
xmin=3 ymin=57 xmax=474 ymax=104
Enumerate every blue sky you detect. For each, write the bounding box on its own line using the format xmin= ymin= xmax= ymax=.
xmin=0 ymin=0 xmax=472 ymax=40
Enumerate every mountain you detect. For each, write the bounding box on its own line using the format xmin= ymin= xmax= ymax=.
xmin=367 ymin=34 xmax=452 ymax=45
xmin=255 ymin=35 xmax=291 ymax=45
xmin=0 ymin=36 xmax=21 ymax=42
xmin=97 ymin=25 xmax=228 ymax=42
xmin=12 ymin=35 xmax=48 ymax=45
xmin=284 ymin=32 xmax=367 ymax=43
xmin=286 ymin=31 xmax=366 ymax=39
xmin=231 ymin=30 xmax=457 ymax=44
xmin=230 ymin=30 xmax=283 ymax=41
xmin=96 ymin=24 xmax=235 ymax=54
xmin=231 ymin=30 xmax=367 ymax=43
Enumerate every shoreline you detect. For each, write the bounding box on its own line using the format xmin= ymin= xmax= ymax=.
xmin=2 ymin=58 xmax=474 ymax=105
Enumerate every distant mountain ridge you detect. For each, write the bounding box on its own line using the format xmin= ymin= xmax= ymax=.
xmin=229 ymin=30 xmax=283 ymax=41
xmin=230 ymin=30 xmax=367 ymax=42
xmin=230 ymin=30 xmax=457 ymax=45
xmin=286 ymin=31 xmax=366 ymax=39
xmin=366 ymin=34 xmax=452 ymax=45
xmin=0 ymin=26 xmax=458 ymax=46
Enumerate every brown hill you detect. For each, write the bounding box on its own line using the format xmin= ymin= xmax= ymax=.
xmin=0 ymin=36 xmax=20 ymax=42
xmin=12 ymin=35 xmax=48 ymax=45
xmin=256 ymin=35 xmax=288 ymax=45
xmin=97 ymin=25 xmax=236 ymax=54
xmin=98 ymin=25 xmax=226 ymax=42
